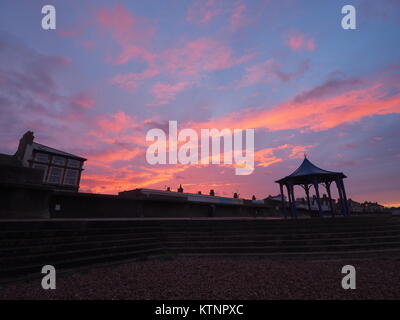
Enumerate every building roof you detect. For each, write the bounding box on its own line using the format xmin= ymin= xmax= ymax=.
xmin=32 ymin=142 xmax=87 ymax=161
xmin=275 ymin=157 xmax=346 ymax=184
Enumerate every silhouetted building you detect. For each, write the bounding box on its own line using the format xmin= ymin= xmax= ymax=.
xmin=347 ymin=199 xmax=363 ymax=213
xmin=14 ymin=131 xmax=86 ymax=191
xmin=362 ymin=201 xmax=384 ymax=213
xmin=295 ymin=195 xmax=334 ymax=212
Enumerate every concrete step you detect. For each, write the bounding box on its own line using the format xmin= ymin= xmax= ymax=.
xmin=0 ymin=226 xmax=164 ymax=240
xmin=0 ymin=232 xmax=163 ymax=248
xmin=0 ymin=236 xmax=162 ymax=257
xmin=0 ymin=247 xmax=163 ymax=279
xmin=167 ymin=241 xmax=400 ymax=254
xmin=176 ymin=247 xmax=400 ymax=260
xmin=0 ymin=215 xmax=395 ymax=230
xmin=164 ymin=229 xmax=400 ymax=241
xmin=165 ymin=235 xmax=400 ymax=247
xmin=0 ymin=241 xmax=164 ymax=268
xmin=3 ymin=226 xmax=400 ymax=249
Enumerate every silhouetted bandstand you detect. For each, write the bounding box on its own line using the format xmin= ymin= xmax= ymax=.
xmin=275 ymin=156 xmax=349 ymax=218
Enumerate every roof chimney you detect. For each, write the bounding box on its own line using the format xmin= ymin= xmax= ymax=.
xmin=15 ymin=131 xmax=34 ymax=160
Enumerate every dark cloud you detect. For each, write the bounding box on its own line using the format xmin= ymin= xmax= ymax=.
xmin=0 ymin=32 xmax=94 ymax=154
xmin=293 ymin=77 xmax=365 ymax=104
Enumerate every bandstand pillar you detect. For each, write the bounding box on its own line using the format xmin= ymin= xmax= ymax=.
xmin=289 ymin=184 xmax=298 ymax=219
xmin=325 ymin=181 xmax=335 ymax=217
xmin=304 ymin=184 xmax=312 ymax=216
xmin=285 ymin=184 xmax=293 ymax=218
xmin=279 ymin=183 xmax=287 ymax=218
xmin=313 ymin=180 xmax=324 ymax=217
xmin=340 ymin=178 xmax=350 ymax=216
xmin=335 ymin=178 xmax=346 ymax=216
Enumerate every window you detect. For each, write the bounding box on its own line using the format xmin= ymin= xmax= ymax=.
xmin=67 ymin=159 xmax=81 ymax=168
xmin=63 ymin=169 xmax=79 ymax=186
xmin=35 ymin=152 xmax=49 ymax=163
xmin=52 ymin=156 xmax=66 ymax=166
xmin=47 ymin=166 xmax=64 ymax=184
xmin=32 ymin=164 xmax=48 ymax=182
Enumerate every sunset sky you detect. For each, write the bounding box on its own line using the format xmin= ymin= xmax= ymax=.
xmin=0 ymin=0 xmax=399 ymax=206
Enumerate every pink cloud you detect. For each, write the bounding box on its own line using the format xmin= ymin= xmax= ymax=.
xmin=112 ymin=37 xmax=252 ymax=93
xmin=95 ymin=111 xmax=138 ymax=133
xmin=57 ymin=29 xmax=83 ymax=37
xmin=286 ymin=31 xmax=316 ymax=52
xmin=186 ymin=0 xmax=223 ymax=24
xmin=82 ymin=40 xmax=96 ymax=49
xmin=94 ymin=4 xmax=155 ymax=64
xmin=306 ymin=39 xmax=316 ymax=51
xmin=237 ymin=59 xmax=309 ymax=88
xmin=147 ymin=82 xmax=190 ymax=106
xmin=111 ymin=67 xmax=160 ymax=90
xmin=96 ymin=4 xmax=139 ymax=44
xmin=71 ymin=92 xmax=96 ymax=109
xmin=187 ymin=0 xmax=251 ymax=32
xmin=230 ymin=2 xmax=251 ymax=32
xmin=115 ymin=45 xmax=156 ymax=65
xmin=164 ymin=38 xmax=236 ymax=76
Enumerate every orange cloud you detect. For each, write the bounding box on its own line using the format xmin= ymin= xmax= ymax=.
xmin=193 ymin=78 xmax=400 ymax=133
xmin=95 ymin=111 xmax=138 ymax=133
xmin=88 ymin=148 xmax=144 ymax=163
xmin=254 ymin=144 xmax=313 ymax=168
xmin=289 ymin=145 xmax=315 ymax=159
xmin=81 ymin=164 xmax=190 ymax=194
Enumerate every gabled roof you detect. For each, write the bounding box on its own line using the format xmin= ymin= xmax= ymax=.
xmin=32 ymin=142 xmax=87 ymax=161
xmin=275 ymin=157 xmax=346 ymax=184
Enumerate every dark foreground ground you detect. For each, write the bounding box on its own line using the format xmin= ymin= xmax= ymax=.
xmin=0 ymin=256 xmax=399 ymax=300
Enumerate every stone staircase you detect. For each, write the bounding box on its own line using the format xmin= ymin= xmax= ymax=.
xmin=1 ymin=215 xmax=400 ymax=282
